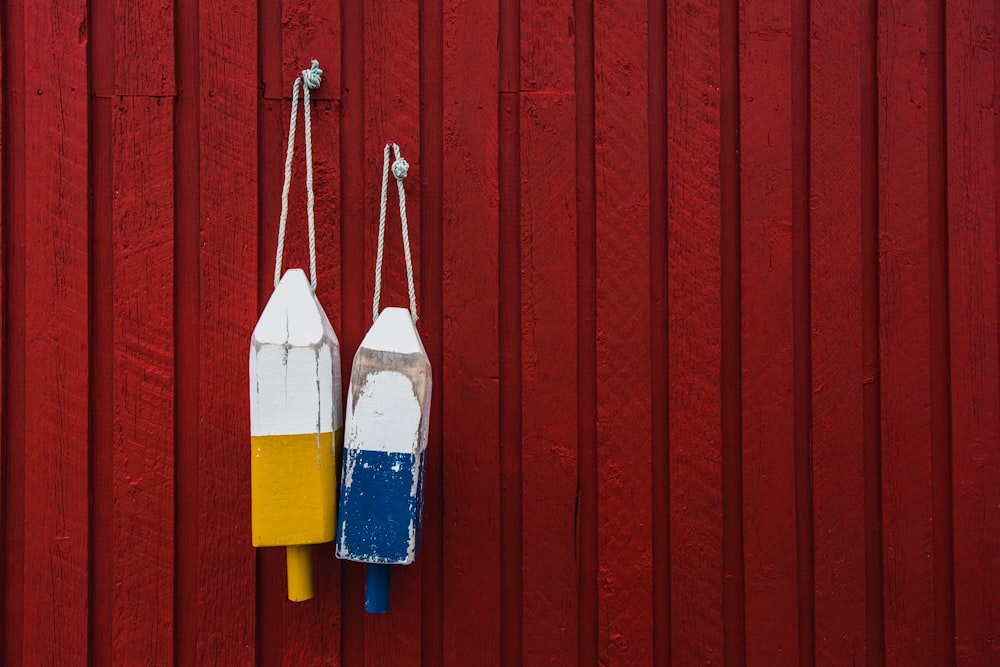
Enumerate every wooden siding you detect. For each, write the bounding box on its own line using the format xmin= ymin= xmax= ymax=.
xmin=1 ymin=0 xmax=998 ymax=664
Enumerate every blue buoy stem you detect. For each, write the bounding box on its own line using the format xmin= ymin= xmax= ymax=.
xmin=365 ymin=564 xmax=391 ymax=614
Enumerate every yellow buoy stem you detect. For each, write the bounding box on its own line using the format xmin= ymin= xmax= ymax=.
xmin=286 ymin=544 xmax=314 ymax=601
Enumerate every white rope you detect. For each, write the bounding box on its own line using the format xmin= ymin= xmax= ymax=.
xmin=373 ymin=143 xmax=418 ymax=323
xmin=274 ymin=60 xmax=323 ymax=290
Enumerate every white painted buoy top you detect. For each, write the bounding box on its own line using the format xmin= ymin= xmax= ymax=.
xmin=364 ymin=307 xmax=427 ymax=356
xmin=250 ymin=268 xmax=343 ymax=436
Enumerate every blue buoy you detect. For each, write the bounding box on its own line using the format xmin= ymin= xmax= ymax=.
xmin=337 ymin=307 xmax=432 ymax=613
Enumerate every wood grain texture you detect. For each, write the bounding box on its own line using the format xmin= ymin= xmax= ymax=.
xmin=521 ymin=0 xmax=574 ymax=92
xmin=739 ymin=0 xmax=799 ymax=662
xmin=196 ymin=0 xmax=257 ymax=660
xmin=878 ymin=1 xmax=936 ymax=663
xmin=520 ymin=2 xmax=577 ymax=665
xmin=441 ymin=0 xmax=502 ymax=663
xmin=520 ymin=91 xmax=578 ymax=666
xmin=666 ymin=0 xmax=724 ymax=662
xmin=809 ymin=0 xmax=867 ymax=663
xmin=111 ymin=96 xmax=176 ymax=665
xmin=115 ymin=0 xmax=175 ymax=95
xmin=282 ymin=0 xmax=340 ymax=101
xmin=261 ymin=0 xmax=341 ymax=101
xmin=12 ymin=0 xmax=92 ymax=663
xmin=594 ymin=0 xmax=654 ymax=662
xmin=171 ymin=0 xmax=200 ymax=661
xmin=2 ymin=1 xmax=1000 ymax=663
xmin=362 ymin=0 xmax=422 ymax=661
xmin=946 ymin=0 xmax=1000 ymax=662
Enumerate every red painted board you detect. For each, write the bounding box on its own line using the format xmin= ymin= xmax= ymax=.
xmin=946 ymin=1 xmax=1000 ymax=662
xmin=115 ymin=0 xmax=175 ymax=95
xmin=739 ymin=0 xmax=799 ymax=662
xmin=666 ymin=0 xmax=724 ymax=661
xmin=520 ymin=92 xmax=579 ymax=666
xmin=520 ymin=0 xmax=574 ymax=92
xmin=809 ymin=0 xmax=868 ymax=663
xmin=648 ymin=0 xmax=668 ymax=660
xmin=1 ymin=1 xmax=25 ymax=654
xmin=111 ymin=96 xmax=176 ymax=664
xmin=256 ymin=94 xmax=344 ymax=667
xmin=362 ymin=0 xmax=422 ymax=662
xmin=417 ymin=0 xmax=445 ymax=661
xmin=196 ymin=0 xmax=258 ymax=661
xmin=261 ymin=0 xmax=341 ymax=100
xmin=519 ymin=0 xmax=577 ymax=663
xmin=594 ymin=0 xmax=654 ymax=662
xmin=12 ymin=0 xmax=91 ymax=662
xmin=878 ymin=1 xmax=936 ymax=664
xmin=337 ymin=0 xmax=366 ymax=659
xmin=441 ymin=0 xmax=502 ymax=662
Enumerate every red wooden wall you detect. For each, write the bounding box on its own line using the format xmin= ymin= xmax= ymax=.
xmin=1 ymin=0 xmax=998 ymax=664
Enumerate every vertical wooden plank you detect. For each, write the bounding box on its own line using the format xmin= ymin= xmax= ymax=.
xmin=594 ymin=0 xmax=653 ymax=662
xmin=739 ymin=0 xmax=799 ymax=661
xmin=666 ymin=0 xmax=724 ymax=662
xmin=946 ymin=1 xmax=1000 ymax=663
xmin=111 ymin=96 xmax=175 ymax=664
xmin=9 ymin=0 xmax=91 ymax=663
xmin=197 ymin=0 xmax=257 ymax=660
xmin=280 ymin=0 xmax=340 ymax=100
xmin=519 ymin=0 xmax=577 ymax=663
xmin=260 ymin=0 xmax=341 ymax=100
xmin=878 ymin=0 xmax=936 ymax=663
xmin=520 ymin=92 xmax=578 ymax=666
xmin=573 ymin=0 xmax=599 ymax=662
xmin=253 ymin=94 xmax=287 ymax=667
xmin=338 ymin=0 xmax=366 ymax=658
xmin=114 ymin=0 xmax=175 ymax=95
xmin=498 ymin=0 xmax=521 ymax=662
xmin=88 ymin=0 xmax=115 ymax=662
xmin=809 ymin=0 xmax=867 ymax=663
xmin=418 ymin=0 xmax=445 ymax=662
xmin=648 ymin=0 xmax=669 ymax=661
xmin=859 ymin=0 xmax=886 ymax=661
xmin=172 ymin=0 xmax=200 ymax=660
xmin=23 ymin=0 xmax=90 ymax=655
xmin=362 ymin=0 xmax=422 ymax=662
xmin=719 ymin=0 xmax=747 ymax=661
xmin=442 ymin=0 xmax=501 ymax=661
xmin=1 ymin=3 xmax=25 ymax=662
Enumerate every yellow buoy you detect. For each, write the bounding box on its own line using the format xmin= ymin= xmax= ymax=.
xmin=250 ymin=268 xmax=343 ymax=601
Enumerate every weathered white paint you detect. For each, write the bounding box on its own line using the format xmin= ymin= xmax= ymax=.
xmin=346 ymin=371 xmax=421 ymax=453
xmin=250 ymin=269 xmax=343 ymax=436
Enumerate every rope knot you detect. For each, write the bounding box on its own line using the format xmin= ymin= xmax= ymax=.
xmin=301 ymin=60 xmax=323 ymax=90
xmin=391 ymin=157 xmax=409 ymax=180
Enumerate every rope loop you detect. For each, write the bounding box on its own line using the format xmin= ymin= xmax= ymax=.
xmin=301 ymin=60 xmax=323 ymax=89
xmin=373 ymin=143 xmax=418 ymax=324
xmin=274 ymin=60 xmax=323 ymax=290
